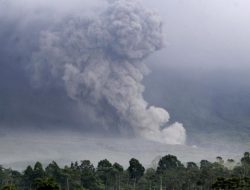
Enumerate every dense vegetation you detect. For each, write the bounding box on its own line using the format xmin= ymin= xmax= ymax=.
xmin=1 ymin=152 xmax=250 ymax=190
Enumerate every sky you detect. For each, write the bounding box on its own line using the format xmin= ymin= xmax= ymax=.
xmin=0 ymin=0 xmax=250 ymax=169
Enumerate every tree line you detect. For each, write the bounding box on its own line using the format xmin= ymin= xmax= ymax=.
xmin=1 ymin=152 xmax=250 ymax=190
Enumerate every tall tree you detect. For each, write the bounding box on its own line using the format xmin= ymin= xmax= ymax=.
xmin=97 ymin=159 xmax=113 ymax=189
xmin=80 ymin=160 xmax=104 ymax=190
xmin=33 ymin=162 xmax=45 ymax=179
xmin=156 ymin=155 xmax=184 ymax=174
xmin=33 ymin=178 xmax=59 ymax=190
xmin=128 ymin=158 xmax=145 ymax=182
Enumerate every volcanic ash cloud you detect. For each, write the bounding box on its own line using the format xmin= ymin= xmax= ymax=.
xmin=32 ymin=0 xmax=186 ymax=144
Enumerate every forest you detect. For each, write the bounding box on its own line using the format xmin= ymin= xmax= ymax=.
xmin=1 ymin=152 xmax=250 ymax=190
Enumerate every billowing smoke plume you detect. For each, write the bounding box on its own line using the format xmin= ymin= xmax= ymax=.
xmin=32 ymin=0 xmax=186 ymax=144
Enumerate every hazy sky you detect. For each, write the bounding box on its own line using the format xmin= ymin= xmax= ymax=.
xmin=0 ymin=0 xmax=250 ymax=168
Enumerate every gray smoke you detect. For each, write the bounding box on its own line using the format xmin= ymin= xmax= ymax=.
xmin=32 ymin=0 xmax=186 ymax=144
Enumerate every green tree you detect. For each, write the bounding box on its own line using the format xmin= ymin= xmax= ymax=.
xmin=241 ymin=152 xmax=250 ymax=176
xmin=186 ymin=162 xmax=199 ymax=189
xmin=22 ymin=165 xmax=34 ymax=190
xmin=45 ymin=161 xmax=67 ymax=189
xmin=128 ymin=158 xmax=145 ymax=183
xmin=80 ymin=160 xmax=104 ymax=190
xmin=144 ymin=168 xmax=158 ymax=190
xmin=200 ymin=160 xmax=212 ymax=170
xmin=1 ymin=185 xmax=17 ymax=190
xmin=97 ymin=159 xmax=115 ymax=189
xmin=156 ymin=155 xmax=184 ymax=174
xmin=112 ymin=162 xmax=124 ymax=190
xmin=198 ymin=160 xmax=214 ymax=190
xmin=33 ymin=162 xmax=45 ymax=179
xmin=33 ymin=178 xmax=59 ymax=190
xmin=187 ymin=162 xmax=199 ymax=170
xmin=113 ymin=163 xmax=123 ymax=173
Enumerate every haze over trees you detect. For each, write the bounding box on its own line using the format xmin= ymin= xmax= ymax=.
xmin=1 ymin=152 xmax=250 ymax=190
